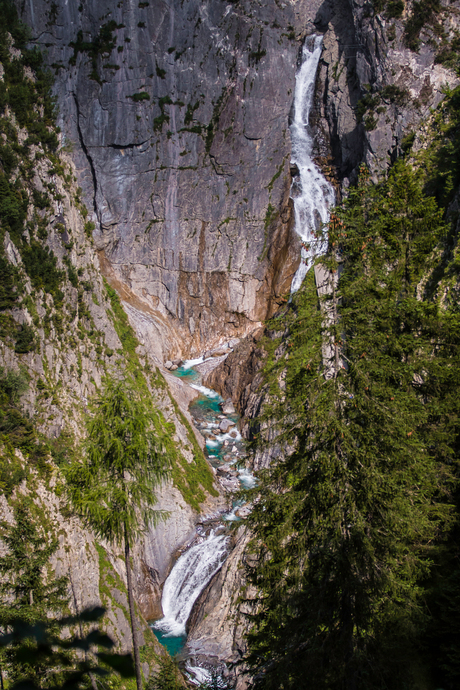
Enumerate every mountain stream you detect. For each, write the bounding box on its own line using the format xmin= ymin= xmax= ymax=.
xmin=149 ymin=33 xmax=331 ymax=683
xmin=150 ymin=354 xmax=255 ymax=683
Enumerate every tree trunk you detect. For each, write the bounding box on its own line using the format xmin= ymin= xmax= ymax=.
xmin=124 ymin=523 xmax=143 ymax=690
xmin=69 ymin=569 xmax=98 ymax=690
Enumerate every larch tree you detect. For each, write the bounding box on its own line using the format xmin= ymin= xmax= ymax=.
xmin=65 ymin=377 xmax=171 ymax=690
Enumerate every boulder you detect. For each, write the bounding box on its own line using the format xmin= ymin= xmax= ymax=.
xmin=212 ymin=349 xmax=229 ymax=357
xmin=164 ymin=361 xmax=173 ymax=370
xmin=230 ymin=431 xmax=238 ymax=439
xmin=170 ymin=364 xmax=178 ymax=371
xmin=219 ymin=419 xmax=236 ymax=433
xmin=227 ymin=338 xmax=241 ymax=349
xmin=221 ymin=400 xmax=236 ymax=415
xmin=235 ymin=505 xmax=252 ymax=518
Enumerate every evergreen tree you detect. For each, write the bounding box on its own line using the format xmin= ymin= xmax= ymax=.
xmin=0 ymin=501 xmax=70 ymax=687
xmin=65 ymin=377 xmax=171 ymax=690
xmin=243 ymin=161 xmax=458 ymax=690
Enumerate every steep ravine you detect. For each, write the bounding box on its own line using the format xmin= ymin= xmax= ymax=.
xmin=6 ymin=0 xmax=460 ymax=685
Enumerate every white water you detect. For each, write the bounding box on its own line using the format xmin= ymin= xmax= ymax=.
xmin=290 ymin=34 xmax=335 ymax=293
xmin=182 ymin=356 xmax=207 ymax=369
xmin=153 ymin=532 xmax=229 ymax=637
xmin=190 ymin=383 xmax=221 ymax=398
xmin=238 ymin=467 xmax=256 ymax=488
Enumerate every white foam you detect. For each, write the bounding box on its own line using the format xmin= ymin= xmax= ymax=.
xmin=290 ymin=34 xmax=335 ymax=293
xmin=186 ymin=664 xmax=212 ymax=686
xmin=182 ymin=356 xmax=206 ymax=369
xmin=190 ymin=383 xmax=222 ymax=399
xmin=153 ymin=532 xmax=229 ymax=637
xmin=238 ymin=468 xmax=257 ymax=489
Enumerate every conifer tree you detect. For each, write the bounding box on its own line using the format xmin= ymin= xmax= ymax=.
xmin=65 ymin=377 xmax=171 ymax=690
xmin=0 ymin=501 xmax=69 ymax=686
xmin=243 ymin=161 xmax=457 ymax=690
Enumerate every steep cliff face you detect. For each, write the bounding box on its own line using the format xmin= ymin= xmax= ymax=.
xmin=8 ymin=0 xmax=460 ymax=680
xmin=18 ymin=0 xmax=332 ymax=359
xmin=0 ymin=16 xmax=223 ymax=678
xmin=314 ymin=0 xmax=459 ymax=187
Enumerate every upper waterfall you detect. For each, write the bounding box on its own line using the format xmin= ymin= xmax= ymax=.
xmin=290 ymin=34 xmax=335 ymax=293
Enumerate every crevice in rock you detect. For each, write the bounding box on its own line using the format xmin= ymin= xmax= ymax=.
xmin=107 ymin=139 xmax=151 ymax=150
xmin=73 ymin=92 xmax=101 ymax=230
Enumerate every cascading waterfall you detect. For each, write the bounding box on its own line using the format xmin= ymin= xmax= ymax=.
xmin=153 ymin=532 xmax=229 ymax=638
xmin=290 ymin=34 xmax=335 ymax=293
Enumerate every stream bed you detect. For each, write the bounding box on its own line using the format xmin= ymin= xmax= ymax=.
xmin=149 ymin=353 xmax=255 ymax=679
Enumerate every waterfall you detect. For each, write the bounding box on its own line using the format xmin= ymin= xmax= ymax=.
xmin=153 ymin=532 xmax=229 ymax=637
xmin=290 ymin=34 xmax=335 ymax=293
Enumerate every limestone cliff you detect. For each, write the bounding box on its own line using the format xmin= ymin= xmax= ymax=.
xmin=5 ymin=0 xmax=460 ymax=681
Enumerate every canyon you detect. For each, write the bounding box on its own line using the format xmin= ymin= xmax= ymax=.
xmin=2 ymin=0 xmax=460 ymax=686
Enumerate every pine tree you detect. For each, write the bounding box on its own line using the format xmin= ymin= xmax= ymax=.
xmin=65 ymin=377 xmax=171 ymax=690
xmin=243 ymin=161 xmax=457 ymax=690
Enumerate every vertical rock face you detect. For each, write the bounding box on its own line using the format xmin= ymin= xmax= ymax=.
xmin=313 ymin=0 xmax=458 ymax=187
xmin=19 ymin=0 xmax=328 ymax=358
xmin=18 ymin=0 xmax=458 ymax=361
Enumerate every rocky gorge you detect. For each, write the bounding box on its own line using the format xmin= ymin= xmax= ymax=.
xmin=2 ymin=0 xmax=460 ymax=687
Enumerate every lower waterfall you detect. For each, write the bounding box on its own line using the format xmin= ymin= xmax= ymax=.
xmin=153 ymin=531 xmax=229 ymax=639
xmin=290 ymin=33 xmax=335 ymax=293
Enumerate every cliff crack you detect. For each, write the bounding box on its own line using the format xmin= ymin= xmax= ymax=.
xmin=73 ymin=92 xmax=100 ymax=230
xmin=107 ymin=139 xmax=152 ymax=150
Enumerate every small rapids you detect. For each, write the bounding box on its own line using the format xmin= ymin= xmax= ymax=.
xmin=153 ymin=531 xmax=229 ymax=639
xmin=151 ymin=353 xmax=255 ymax=663
xmin=290 ymin=34 xmax=335 ymax=292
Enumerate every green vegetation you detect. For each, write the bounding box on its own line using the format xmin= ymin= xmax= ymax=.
xmin=21 ymin=241 xmax=65 ymax=301
xmin=104 ymin=281 xmax=140 ymax=365
xmin=0 ymin=367 xmax=52 ymax=484
xmin=167 ymin=391 xmax=218 ymax=510
xmin=69 ymin=21 xmax=121 ymax=83
xmin=0 ymin=500 xmax=69 ymax=686
xmin=244 ymin=161 xmax=460 ymax=689
xmin=0 ymin=605 xmax=135 ymax=689
xmin=65 ymin=378 xmax=172 ymax=690
xmin=0 ymin=0 xmax=59 ymax=153
xmin=127 ymin=92 xmax=150 ymax=102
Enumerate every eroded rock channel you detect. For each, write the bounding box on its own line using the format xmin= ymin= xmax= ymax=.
xmin=150 ymin=343 xmax=256 ymax=684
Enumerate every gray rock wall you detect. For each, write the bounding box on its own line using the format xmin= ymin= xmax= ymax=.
xmin=19 ymin=0 xmax=328 ymax=359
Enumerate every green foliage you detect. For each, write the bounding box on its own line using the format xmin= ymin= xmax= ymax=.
xmin=104 ymin=280 xmax=140 ymax=367
xmin=0 ymin=607 xmax=135 ymax=689
xmin=0 ymin=172 xmax=28 ymax=239
xmin=0 ymin=366 xmax=51 ymax=476
xmin=69 ymin=21 xmax=120 ymax=83
xmin=21 ymin=240 xmax=65 ymax=302
xmin=65 ymin=378 xmax=172 ymax=690
xmin=147 ymin=655 xmax=181 ymax=690
xmin=65 ymin=377 xmax=171 ymax=546
xmin=404 ymin=0 xmax=441 ymax=51
xmin=0 ymin=1 xmax=59 ymax=153
xmin=127 ymin=92 xmax=150 ymax=102
xmin=244 ymin=162 xmax=458 ymax=690
xmin=0 ymin=254 xmax=21 ymax=310
xmin=14 ymin=322 xmax=36 ymax=353
xmin=422 ymin=85 xmax=460 ymax=211
xmin=167 ymin=391 xmax=218 ymax=510
xmin=184 ymin=101 xmax=199 ymax=126
xmin=0 ymin=502 xmax=69 ymax=624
